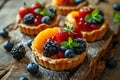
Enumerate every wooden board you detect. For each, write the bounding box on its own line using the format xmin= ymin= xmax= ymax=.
xmin=0 ymin=0 xmax=120 ymax=80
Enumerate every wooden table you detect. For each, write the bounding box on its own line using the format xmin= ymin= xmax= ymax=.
xmin=0 ymin=0 xmax=120 ymax=80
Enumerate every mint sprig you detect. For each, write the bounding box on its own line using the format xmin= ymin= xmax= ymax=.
xmin=85 ymin=9 xmax=103 ymax=23
xmin=60 ymin=37 xmax=79 ymax=49
xmin=113 ymin=11 xmax=120 ymax=23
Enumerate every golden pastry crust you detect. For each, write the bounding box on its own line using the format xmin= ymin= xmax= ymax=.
xmin=16 ymin=15 xmax=61 ymax=36
xmin=65 ymin=11 xmax=109 ymax=42
xmin=51 ymin=0 xmax=88 ymax=15
xmin=32 ymin=45 xmax=87 ymax=71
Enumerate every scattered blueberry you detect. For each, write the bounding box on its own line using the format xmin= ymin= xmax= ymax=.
xmin=48 ymin=7 xmax=56 ymax=14
xmin=0 ymin=29 xmax=9 ymax=38
xmin=65 ymin=49 xmax=74 ymax=58
xmin=3 ymin=40 xmax=14 ymax=52
xmin=19 ymin=76 xmax=28 ymax=80
xmin=113 ymin=3 xmax=120 ymax=11
xmin=26 ymin=62 xmax=39 ymax=74
xmin=26 ymin=39 xmax=34 ymax=47
xmin=106 ymin=57 xmax=117 ymax=69
xmin=11 ymin=44 xmax=26 ymax=60
xmin=23 ymin=13 xmax=34 ymax=25
xmin=41 ymin=16 xmax=51 ymax=24
xmin=75 ymin=0 xmax=84 ymax=5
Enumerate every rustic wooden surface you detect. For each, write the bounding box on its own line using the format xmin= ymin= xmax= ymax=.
xmin=0 ymin=0 xmax=120 ymax=80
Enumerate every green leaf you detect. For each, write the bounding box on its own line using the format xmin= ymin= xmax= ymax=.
xmin=93 ymin=15 xmax=103 ymax=22
xmin=68 ymin=37 xmax=73 ymax=44
xmin=92 ymin=9 xmax=99 ymax=17
xmin=72 ymin=42 xmax=79 ymax=47
xmin=34 ymin=8 xmax=42 ymax=14
xmin=60 ymin=41 xmax=69 ymax=47
xmin=113 ymin=11 xmax=120 ymax=23
xmin=85 ymin=14 xmax=92 ymax=22
xmin=113 ymin=17 xmax=120 ymax=23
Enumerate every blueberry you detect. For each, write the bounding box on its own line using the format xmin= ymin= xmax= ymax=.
xmin=3 ymin=41 xmax=14 ymax=52
xmin=23 ymin=13 xmax=34 ymax=25
xmin=60 ymin=46 xmax=69 ymax=52
xmin=113 ymin=3 xmax=120 ymax=11
xmin=90 ymin=19 xmax=98 ymax=24
xmin=41 ymin=16 xmax=50 ymax=24
xmin=26 ymin=62 xmax=39 ymax=74
xmin=26 ymin=39 xmax=34 ymax=47
xmin=19 ymin=76 xmax=28 ymax=80
xmin=75 ymin=0 xmax=84 ymax=5
xmin=106 ymin=57 xmax=117 ymax=69
xmin=65 ymin=49 xmax=74 ymax=58
xmin=48 ymin=7 xmax=56 ymax=14
xmin=0 ymin=29 xmax=9 ymax=38
xmin=98 ymin=10 xmax=104 ymax=17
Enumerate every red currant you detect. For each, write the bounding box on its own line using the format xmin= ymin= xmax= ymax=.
xmin=56 ymin=51 xmax=65 ymax=58
xmin=34 ymin=15 xmax=42 ymax=26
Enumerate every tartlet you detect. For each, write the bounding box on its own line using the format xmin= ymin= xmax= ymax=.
xmin=16 ymin=2 xmax=60 ymax=36
xmin=65 ymin=7 xmax=109 ymax=42
xmin=32 ymin=27 xmax=88 ymax=70
xmin=51 ymin=0 xmax=89 ymax=15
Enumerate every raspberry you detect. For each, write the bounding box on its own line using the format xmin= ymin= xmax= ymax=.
xmin=11 ymin=44 xmax=26 ymax=60
xmin=43 ymin=39 xmax=59 ymax=57
xmin=73 ymin=38 xmax=86 ymax=54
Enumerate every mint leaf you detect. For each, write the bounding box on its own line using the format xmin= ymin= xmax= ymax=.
xmin=113 ymin=11 xmax=120 ymax=23
xmin=85 ymin=14 xmax=92 ymax=22
xmin=113 ymin=18 xmax=119 ymax=23
xmin=68 ymin=37 xmax=73 ymax=44
xmin=92 ymin=9 xmax=99 ymax=17
xmin=93 ymin=15 xmax=103 ymax=22
xmin=34 ymin=8 xmax=42 ymax=14
xmin=72 ymin=42 xmax=79 ymax=47
xmin=61 ymin=41 xmax=69 ymax=47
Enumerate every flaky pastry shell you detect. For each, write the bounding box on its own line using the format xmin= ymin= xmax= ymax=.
xmin=16 ymin=15 xmax=61 ymax=36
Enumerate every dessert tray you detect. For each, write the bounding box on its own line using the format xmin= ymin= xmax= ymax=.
xmin=0 ymin=0 xmax=120 ymax=80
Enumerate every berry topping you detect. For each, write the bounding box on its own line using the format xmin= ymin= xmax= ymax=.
xmin=0 ymin=29 xmax=9 ymax=38
xmin=3 ymin=40 xmax=14 ymax=52
xmin=41 ymin=16 xmax=51 ymax=24
xmin=23 ymin=13 xmax=34 ymax=24
xmin=11 ymin=44 xmax=26 ymax=60
xmin=26 ymin=38 xmax=34 ymax=47
xmin=19 ymin=76 xmax=29 ymax=80
xmin=34 ymin=15 xmax=42 ymax=26
xmin=44 ymin=39 xmax=59 ymax=57
xmin=106 ymin=57 xmax=117 ymax=69
xmin=75 ymin=0 xmax=84 ymax=5
xmin=56 ymin=51 xmax=65 ymax=58
xmin=73 ymin=38 xmax=86 ymax=54
xmin=113 ymin=3 xmax=120 ymax=11
xmin=26 ymin=62 xmax=39 ymax=74
xmin=60 ymin=46 xmax=69 ymax=52
xmin=48 ymin=7 xmax=56 ymax=14
xmin=65 ymin=49 xmax=74 ymax=58
xmin=18 ymin=2 xmax=30 ymax=19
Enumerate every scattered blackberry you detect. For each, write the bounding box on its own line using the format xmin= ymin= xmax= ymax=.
xmin=43 ymin=39 xmax=59 ymax=57
xmin=11 ymin=44 xmax=26 ymax=60
xmin=73 ymin=38 xmax=86 ymax=54
xmin=23 ymin=13 xmax=34 ymax=25
xmin=3 ymin=40 xmax=14 ymax=52
xmin=0 ymin=29 xmax=9 ymax=38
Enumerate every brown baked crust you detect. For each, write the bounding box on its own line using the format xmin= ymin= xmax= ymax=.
xmin=51 ymin=0 xmax=88 ymax=15
xmin=65 ymin=11 xmax=109 ymax=42
xmin=32 ymin=46 xmax=87 ymax=71
xmin=16 ymin=15 xmax=61 ymax=36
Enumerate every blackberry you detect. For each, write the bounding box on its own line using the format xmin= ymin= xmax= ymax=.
xmin=11 ymin=44 xmax=26 ymax=60
xmin=73 ymin=38 xmax=86 ymax=54
xmin=23 ymin=13 xmax=34 ymax=25
xmin=43 ymin=39 xmax=58 ymax=57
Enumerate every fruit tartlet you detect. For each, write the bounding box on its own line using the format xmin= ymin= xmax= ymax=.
xmin=51 ymin=0 xmax=89 ymax=15
xmin=16 ymin=2 xmax=60 ymax=36
xmin=66 ymin=7 xmax=109 ymax=42
xmin=31 ymin=26 xmax=88 ymax=71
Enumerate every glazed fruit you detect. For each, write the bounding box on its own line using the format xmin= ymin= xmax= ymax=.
xmin=43 ymin=39 xmax=59 ymax=57
xmin=106 ymin=57 xmax=117 ymax=68
xmin=11 ymin=44 xmax=26 ymax=60
xmin=0 ymin=29 xmax=9 ymax=38
xmin=23 ymin=13 xmax=34 ymax=24
xmin=73 ymin=38 xmax=86 ymax=54
xmin=3 ymin=41 xmax=14 ymax=52
xmin=19 ymin=76 xmax=28 ymax=80
xmin=113 ymin=3 xmax=120 ymax=11
xmin=65 ymin=49 xmax=74 ymax=58
xmin=26 ymin=62 xmax=39 ymax=74
xmin=41 ymin=16 xmax=51 ymax=24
